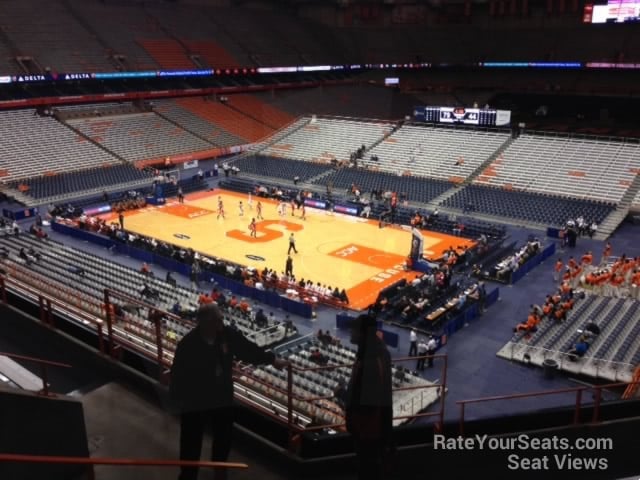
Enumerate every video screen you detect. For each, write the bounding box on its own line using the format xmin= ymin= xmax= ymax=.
xmin=585 ymin=1 xmax=640 ymax=23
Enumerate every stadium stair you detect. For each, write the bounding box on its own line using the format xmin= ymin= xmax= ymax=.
xmin=142 ymin=9 xmax=199 ymax=66
xmin=56 ymin=114 xmax=130 ymax=165
xmin=305 ymin=168 xmax=338 ymax=185
xmin=0 ymin=23 xmax=20 ymax=62
xmin=596 ymin=172 xmax=640 ymax=240
xmin=58 ymin=0 xmax=116 ymax=68
xmin=463 ymin=135 xmax=516 ymax=186
xmin=224 ymin=102 xmax=281 ymax=132
xmin=151 ymin=107 xmax=219 ymax=147
xmin=202 ymin=10 xmax=253 ymax=64
xmin=425 ymin=136 xmax=516 ymax=209
xmin=231 ymin=117 xmax=311 ymax=160
xmin=361 ymin=122 xmax=398 ymax=152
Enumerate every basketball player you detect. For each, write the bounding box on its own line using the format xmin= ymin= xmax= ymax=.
xmin=217 ymin=196 xmax=225 ymax=220
xmin=238 ymin=201 xmax=244 ymax=217
xmin=249 ymin=218 xmax=257 ymax=238
xmin=247 ymin=192 xmax=253 ymax=210
xmin=300 ymin=203 xmax=306 ymax=221
xmin=256 ymin=201 xmax=263 ymax=220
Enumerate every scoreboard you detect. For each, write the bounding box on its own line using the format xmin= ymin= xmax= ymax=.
xmin=414 ymin=106 xmax=511 ymax=127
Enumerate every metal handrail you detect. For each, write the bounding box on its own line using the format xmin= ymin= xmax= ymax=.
xmin=456 ymin=380 xmax=640 ymax=436
xmin=0 ymin=349 xmax=72 ymax=397
xmin=0 ymin=453 xmax=247 ymax=469
xmin=504 ymin=340 xmax=637 ymax=371
xmin=0 ymin=351 xmax=71 ymax=370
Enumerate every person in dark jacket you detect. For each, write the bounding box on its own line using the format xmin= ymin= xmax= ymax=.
xmin=170 ymin=304 xmax=287 ymax=480
xmin=345 ymin=313 xmax=393 ymax=480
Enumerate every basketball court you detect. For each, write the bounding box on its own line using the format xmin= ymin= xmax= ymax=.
xmin=109 ymin=190 xmax=475 ymax=310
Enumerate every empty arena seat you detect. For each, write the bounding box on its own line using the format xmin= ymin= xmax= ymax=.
xmin=363 ymin=124 xmax=511 ymax=182
xmin=152 ymin=99 xmax=244 ymax=147
xmin=315 ymin=168 xmax=452 ymax=204
xmin=137 ymin=39 xmax=195 ymax=70
xmin=478 ymin=134 xmax=640 ymax=203
xmin=0 ymin=110 xmax=122 ymax=182
xmin=5 ymin=164 xmax=153 ymax=201
xmin=227 ymin=95 xmax=294 ymax=131
xmin=262 ymin=117 xmax=393 ymax=164
xmin=67 ymin=112 xmax=214 ymax=163
xmin=499 ymin=296 xmax=640 ymax=384
xmin=176 ymin=98 xmax=274 ymax=143
xmin=442 ymin=184 xmax=615 ymax=227
xmin=231 ymin=156 xmax=333 ymax=182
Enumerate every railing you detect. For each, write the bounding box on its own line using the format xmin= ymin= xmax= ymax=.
xmin=503 ymin=341 xmax=637 ymax=380
xmin=315 ymin=114 xmax=400 ymax=124
xmin=4 ymin=266 xmax=638 ymax=453
xmin=457 ymin=380 xmax=640 ymax=436
xmin=525 ymin=129 xmax=640 ymax=144
xmin=623 ymin=366 xmax=640 ymax=399
xmin=232 ymin=352 xmax=448 ymax=452
xmin=0 ymin=351 xmax=72 ymax=397
xmin=0 ymin=263 xmax=108 ymax=353
xmin=103 ymin=288 xmax=195 ymax=381
xmin=0 ymin=453 xmax=247 ymax=479
xmin=406 ymin=120 xmax=511 ymax=135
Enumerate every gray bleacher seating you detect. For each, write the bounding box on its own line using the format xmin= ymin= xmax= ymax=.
xmin=238 ymin=336 xmax=441 ymax=430
xmin=0 ymin=109 xmax=122 ymax=182
xmin=67 ymin=113 xmax=214 ymax=163
xmin=442 ymin=184 xmax=615 ymax=227
xmin=0 ymin=0 xmax=113 ymax=73
xmin=153 ymin=100 xmax=244 ymax=147
xmin=477 ymin=134 xmax=640 ymax=203
xmin=497 ymin=295 xmax=640 ymax=383
xmin=262 ymin=117 xmax=393 ymax=164
xmin=363 ymin=124 xmax=510 ymax=181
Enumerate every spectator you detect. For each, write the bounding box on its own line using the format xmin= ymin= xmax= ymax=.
xmin=170 ymin=304 xmax=287 ymax=480
xmin=416 ymin=339 xmax=428 ymax=371
xmin=345 ymin=314 xmax=393 ymax=480
xmin=172 ymin=301 xmax=182 ymax=315
xmin=255 ymin=309 xmax=268 ymax=328
xmin=426 ymin=336 xmax=437 ymax=368
xmin=408 ymin=329 xmax=417 ymax=357
xmin=333 ymin=378 xmax=348 ymax=408
xmin=568 ymin=336 xmax=590 ymax=361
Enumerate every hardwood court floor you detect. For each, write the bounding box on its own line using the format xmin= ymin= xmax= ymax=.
xmin=115 ymin=189 xmax=474 ymax=310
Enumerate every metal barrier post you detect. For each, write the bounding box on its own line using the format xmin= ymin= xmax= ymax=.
xmin=286 ymin=363 xmax=294 ymax=452
xmin=0 ymin=276 xmax=6 ymax=303
xmin=38 ymin=295 xmax=46 ymax=324
xmin=153 ymin=312 xmax=164 ymax=381
xmin=592 ymin=387 xmax=602 ymax=423
xmin=103 ymin=289 xmax=116 ymax=358
xmin=45 ymin=298 xmax=54 ymax=327
xmin=39 ymin=363 xmax=50 ymax=397
xmin=438 ymin=354 xmax=448 ymax=431
xmin=574 ymin=389 xmax=582 ymax=425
